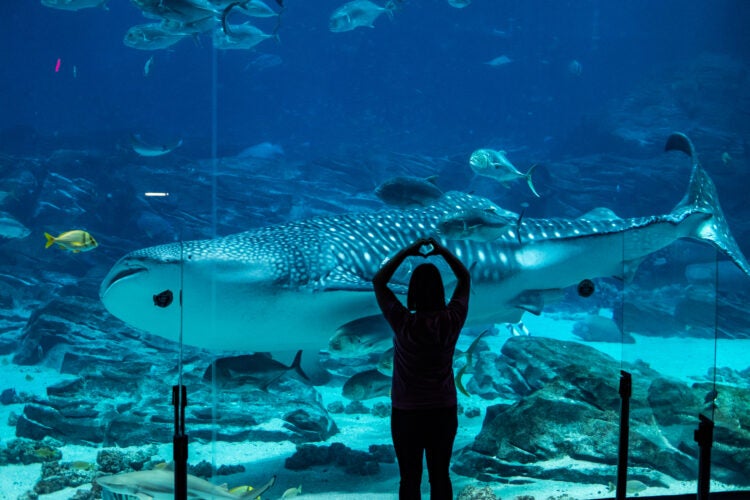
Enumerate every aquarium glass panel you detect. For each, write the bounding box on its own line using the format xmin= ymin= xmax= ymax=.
xmin=1 ymin=1 xmax=749 ymax=499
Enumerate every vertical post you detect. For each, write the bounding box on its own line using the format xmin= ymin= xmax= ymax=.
xmin=172 ymin=384 xmax=188 ymax=500
xmin=616 ymin=370 xmax=632 ymax=500
xmin=694 ymin=413 xmax=714 ymax=500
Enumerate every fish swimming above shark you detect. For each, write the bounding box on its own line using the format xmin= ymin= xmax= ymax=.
xmin=100 ymin=134 xmax=750 ymax=353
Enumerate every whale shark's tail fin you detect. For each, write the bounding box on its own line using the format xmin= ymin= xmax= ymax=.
xmin=666 ymin=132 xmax=750 ymax=276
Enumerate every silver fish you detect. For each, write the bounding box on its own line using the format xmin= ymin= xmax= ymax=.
xmin=100 ymin=134 xmax=750 ymax=353
xmin=97 ymin=468 xmax=275 ymax=499
xmin=130 ymin=134 xmax=183 ymax=157
xmin=329 ymin=0 xmax=394 ymax=32
xmin=0 ymin=212 xmax=31 ymax=240
xmin=328 ymin=314 xmax=392 ymax=357
xmin=203 ymin=350 xmax=309 ymax=390
xmin=342 ymin=368 xmax=391 ymax=401
xmin=214 ymin=24 xmax=278 ymax=50
xmin=124 ymin=23 xmax=188 ymax=50
xmin=375 ymin=175 xmax=443 ymax=208
xmin=437 ymin=206 xmax=519 ymax=242
xmin=469 ymin=148 xmax=540 ymax=197
xmin=41 ymin=0 xmax=107 ymax=11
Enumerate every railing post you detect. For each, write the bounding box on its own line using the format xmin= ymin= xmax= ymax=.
xmin=694 ymin=413 xmax=714 ymax=500
xmin=172 ymin=384 xmax=188 ymax=500
xmin=616 ymin=370 xmax=632 ymax=500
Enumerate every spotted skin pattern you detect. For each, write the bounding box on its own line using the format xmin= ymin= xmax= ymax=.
xmin=101 ymin=157 xmax=749 ymax=352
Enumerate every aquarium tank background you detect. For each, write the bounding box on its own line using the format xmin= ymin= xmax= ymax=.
xmin=1 ymin=0 xmax=749 ymax=499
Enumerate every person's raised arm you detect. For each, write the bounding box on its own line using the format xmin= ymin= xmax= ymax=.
xmin=426 ymin=237 xmax=471 ymax=301
xmin=372 ymin=239 xmax=427 ymax=309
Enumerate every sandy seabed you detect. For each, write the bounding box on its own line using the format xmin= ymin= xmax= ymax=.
xmin=0 ymin=312 xmax=747 ymax=499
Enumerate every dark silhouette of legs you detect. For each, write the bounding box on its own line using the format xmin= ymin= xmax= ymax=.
xmin=391 ymin=406 xmax=458 ymax=500
xmin=392 ymin=408 xmax=424 ymax=499
xmin=425 ymin=407 xmax=457 ymax=500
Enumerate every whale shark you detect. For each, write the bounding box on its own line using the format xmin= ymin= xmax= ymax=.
xmin=100 ymin=134 xmax=750 ymax=352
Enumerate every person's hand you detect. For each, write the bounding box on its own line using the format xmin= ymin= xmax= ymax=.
xmin=404 ymin=239 xmax=428 ymax=257
xmin=421 ymin=237 xmax=442 ymax=257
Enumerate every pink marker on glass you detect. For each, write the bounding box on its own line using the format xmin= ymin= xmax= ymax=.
xmin=55 ymin=58 xmax=61 ymax=73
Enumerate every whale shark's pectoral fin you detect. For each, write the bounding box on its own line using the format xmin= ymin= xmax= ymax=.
xmin=511 ymin=289 xmax=566 ymax=315
xmin=616 ymin=256 xmax=648 ymax=283
xmin=317 ymin=268 xmax=374 ymax=292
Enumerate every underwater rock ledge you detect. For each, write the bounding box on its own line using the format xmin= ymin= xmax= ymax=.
xmin=452 ymin=336 xmax=750 ymax=488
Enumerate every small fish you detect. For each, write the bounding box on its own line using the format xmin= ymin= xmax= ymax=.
xmin=567 ymin=59 xmax=582 ymax=77
xmin=703 ymin=388 xmax=719 ymax=410
xmin=239 ymin=0 xmax=279 ymax=18
xmin=203 ymin=350 xmax=309 ymax=391
xmin=342 ymin=369 xmax=391 ymax=401
xmin=0 ymin=212 xmax=31 ymax=240
xmin=144 ymin=56 xmax=154 ymax=76
xmin=328 ymin=314 xmax=393 ymax=357
xmin=41 ymin=0 xmax=107 ymax=11
xmin=44 ymin=230 xmax=98 ymax=253
xmin=506 ymin=321 xmax=530 ymax=337
xmin=454 ymin=330 xmax=488 ymax=396
xmin=130 ymin=134 xmax=183 ymax=157
xmin=375 ymin=175 xmax=443 ymax=208
xmin=437 ymin=206 xmax=519 ymax=242
xmin=281 ymin=485 xmax=302 ymax=498
xmin=237 ymin=141 xmax=285 ymax=159
xmin=329 ymin=0 xmax=396 ymax=32
xmin=485 ymin=55 xmax=512 ymax=66
xmin=98 ymin=468 xmax=276 ymax=499
xmin=469 ymin=148 xmax=540 ymax=197
xmin=447 ymin=0 xmax=470 ymax=7
xmin=215 ymin=23 xmax=279 ymax=50
xmin=124 ymin=23 xmax=188 ymax=50
xmin=376 ymin=347 xmax=394 ymax=376
xmin=721 ymin=151 xmax=732 ymax=165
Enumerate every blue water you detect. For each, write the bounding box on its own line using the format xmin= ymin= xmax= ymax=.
xmin=1 ymin=1 xmax=750 ymax=498
xmin=2 ymin=1 xmax=747 ymax=157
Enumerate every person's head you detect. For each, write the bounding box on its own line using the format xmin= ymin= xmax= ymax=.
xmin=407 ymin=263 xmax=446 ymax=312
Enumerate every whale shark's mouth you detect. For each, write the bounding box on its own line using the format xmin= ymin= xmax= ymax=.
xmin=101 ymin=265 xmax=148 ymax=296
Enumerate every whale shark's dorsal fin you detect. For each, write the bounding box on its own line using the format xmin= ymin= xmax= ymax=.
xmin=665 ymin=132 xmax=696 ymax=162
xmin=579 ymin=207 xmax=621 ymax=221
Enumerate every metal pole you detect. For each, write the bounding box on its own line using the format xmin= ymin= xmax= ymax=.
xmin=172 ymin=384 xmax=188 ymax=500
xmin=695 ymin=413 xmax=714 ymax=500
xmin=616 ymin=370 xmax=632 ymax=500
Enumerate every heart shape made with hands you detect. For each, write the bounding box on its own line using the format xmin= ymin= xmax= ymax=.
xmin=418 ymin=242 xmax=436 ymax=257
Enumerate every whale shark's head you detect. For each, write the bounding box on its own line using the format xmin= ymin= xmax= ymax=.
xmin=99 ymin=237 xmax=286 ymax=347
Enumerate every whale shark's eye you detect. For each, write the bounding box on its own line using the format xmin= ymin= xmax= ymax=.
xmin=153 ymin=290 xmax=173 ymax=308
xmin=577 ymin=279 xmax=595 ymax=297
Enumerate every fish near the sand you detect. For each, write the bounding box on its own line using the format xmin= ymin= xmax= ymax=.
xmin=470 ymin=148 xmax=540 ymax=197
xmin=375 ymin=175 xmax=443 ymax=208
xmin=130 ymin=134 xmax=183 ymax=156
xmin=329 ymin=0 xmax=395 ymax=32
xmin=100 ymin=133 xmax=750 ymax=353
xmin=203 ymin=350 xmax=309 ymax=390
xmin=328 ymin=314 xmax=393 ymax=357
xmin=342 ymin=368 xmax=391 ymax=400
xmin=96 ymin=468 xmax=276 ymax=499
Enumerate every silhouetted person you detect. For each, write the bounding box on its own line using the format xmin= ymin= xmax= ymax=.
xmin=373 ymin=237 xmax=471 ymax=500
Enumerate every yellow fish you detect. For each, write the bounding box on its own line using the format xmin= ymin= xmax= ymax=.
xmin=44 ymin=230 xmax=98 ymax=253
